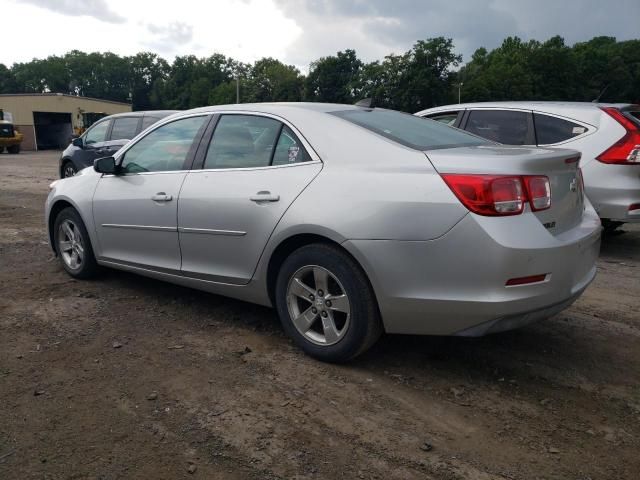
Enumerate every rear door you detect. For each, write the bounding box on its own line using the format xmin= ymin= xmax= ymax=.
xmin=178 ymin=113 xmax=322 ymax=284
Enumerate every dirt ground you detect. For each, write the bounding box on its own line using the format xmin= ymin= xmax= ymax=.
xmin=0 ymin=151 xmax=639 ymax=480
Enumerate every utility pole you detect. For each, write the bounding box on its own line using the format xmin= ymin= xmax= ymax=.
xmin=236 ymin=76 xmax=240 ymax=104
xmin=458 ymin=82 xmax=464 ymax=104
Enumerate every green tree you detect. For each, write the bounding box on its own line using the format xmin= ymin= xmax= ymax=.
xmin=245 ymin=58 xmax=303 ymax=102
xmin=305 ymin=49 xmax=363 ymax=103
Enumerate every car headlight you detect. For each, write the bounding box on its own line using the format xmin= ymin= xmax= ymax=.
xmin=49 ymin=180 xmax=60 ymax=190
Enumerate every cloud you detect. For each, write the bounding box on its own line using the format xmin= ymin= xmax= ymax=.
xmin=17 ymin=0 xmax=125 ymax=24
xmin=145 ymin=21 xmax=194 ymax=51
xmin=274 ymin=0 xmax=640 ymax=66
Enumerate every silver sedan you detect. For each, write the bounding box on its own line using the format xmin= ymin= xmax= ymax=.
xmin=46 ymin=103 xmax=602 ymax=362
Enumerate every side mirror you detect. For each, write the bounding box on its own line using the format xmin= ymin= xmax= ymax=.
xmin=72 ymin=137 xmax=83 ymax=147
xmin=94 ymin=156 xmax=119 ymax=175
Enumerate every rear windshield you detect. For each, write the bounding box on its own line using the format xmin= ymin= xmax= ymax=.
xmin=331 ymin=108 xmax=491 ymax=150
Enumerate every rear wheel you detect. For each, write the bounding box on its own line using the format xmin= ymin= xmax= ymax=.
xmin=53 ymin=207 xmax=99 ymax=279
xmin=7 ymin=144 xmax=20 ymax=154
xmin=275 ymin=243 xmax=382 ymax=362
xmin=62 ymin=161 xmax=77 ymax=178
xmin=0 ymin=147 xmax=4 ymax=153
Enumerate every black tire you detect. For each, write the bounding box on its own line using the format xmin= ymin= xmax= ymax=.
xmin=62 ymin=161 xmax=77 ymax=178
xmin=53 ymin=207 xmax=99 ymax=279
xmin=0 ymin=146 xmax=4 ymax=153
xmin=275 ymin=243 xmax=383 ymax=362
xmin=7 ymin=144 xmax=20 ymax=154
xmin=602 ymin=219 xmax=623 ymax=234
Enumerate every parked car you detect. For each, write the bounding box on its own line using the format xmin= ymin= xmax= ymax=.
xmin=59 ymin=110 xmax=178 ymax=178
xmin=416 ymin=102 xmax=640 ymax=231
xmin=46 ymin=103 xmax=601 ymax=362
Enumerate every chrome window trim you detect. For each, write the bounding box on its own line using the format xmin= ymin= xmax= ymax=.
xmin=194 ymin=159 xmax=322 ymax=174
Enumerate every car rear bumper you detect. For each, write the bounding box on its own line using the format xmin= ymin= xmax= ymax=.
xmin=583 ymin=161 xmax=640 ymax=223
xmin=343 ymin=206 xmax=601 ymax=336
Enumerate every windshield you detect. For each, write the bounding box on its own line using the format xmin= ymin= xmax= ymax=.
xmin=331 ymin=108 xmax=491 ymax=150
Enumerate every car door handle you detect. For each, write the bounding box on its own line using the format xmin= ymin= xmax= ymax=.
xmin=151 ymin=193 xmax=173 ymax=202
xmin=250 ymin=191 xmax=280 ymax=203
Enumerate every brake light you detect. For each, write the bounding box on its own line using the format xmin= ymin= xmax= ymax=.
xmin=524 ymin=176 xmax=551 ymax=211
xmin=597 ymin=107 xmax=640 ymax=164
xmin=442 ymin=174 xmax=551 ymax=216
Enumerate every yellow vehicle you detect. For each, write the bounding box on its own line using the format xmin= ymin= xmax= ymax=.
xmin=0 ymin=109 xmax=24 ymax=154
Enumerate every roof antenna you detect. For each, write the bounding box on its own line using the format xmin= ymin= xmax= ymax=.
xmin=355 ymin=98 xmax=374 ymax=108
xmin=592 ymin=84 xmax=609 ymax=103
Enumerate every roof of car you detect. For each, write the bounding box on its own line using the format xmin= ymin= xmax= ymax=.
xmin=186 ymin=102 xmax=363 ymax=116
xmin=416 ymin=101 xmax=637 ymax=116
xmin=99 ymin=110 xmax=179 ymax=121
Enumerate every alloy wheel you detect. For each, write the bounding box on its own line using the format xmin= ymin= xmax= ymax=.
xmin=58 ymin=219 xmax=84 ymax=270
xmin=63 ymin=164 xmax=76 ymax=178
xmin=286 ymin=265 xmax=351 ymax=346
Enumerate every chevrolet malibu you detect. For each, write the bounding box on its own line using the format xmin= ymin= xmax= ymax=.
xmin=46 ymin=103 xmax=601 ymax=362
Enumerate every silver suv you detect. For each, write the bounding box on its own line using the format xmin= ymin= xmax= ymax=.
xmin=416 ymin=102 xmax=640 ymax=230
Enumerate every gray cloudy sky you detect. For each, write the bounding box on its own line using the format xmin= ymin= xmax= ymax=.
xmin=2 ymin=0 xmax=639 ymax=68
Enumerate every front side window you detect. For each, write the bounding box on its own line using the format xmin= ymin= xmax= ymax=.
xmin=110 ymin=117 xmax=139 ymax=141
xmin=534 ymin=113 xmax=587 ymax=145
xmin=465 ymin=110 xmax=530 ymax=145
xmin=141 ymin=116 xmax=163 ymax=131
xmin=331 ymin=108 xmax=489 ymax=150
xmin=204 ymin=115 xmax=282 ymax=169
xmin=84 ymin=120 xmax=111 ymax=145
xmin=120 ymin=116 xmax=207 ymax=173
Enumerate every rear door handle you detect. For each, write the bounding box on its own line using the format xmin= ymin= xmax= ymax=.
xmin=151 ymin=193 xmax=173 ymax=202
xmin=250 ymin=191 xmax=280 ymax=203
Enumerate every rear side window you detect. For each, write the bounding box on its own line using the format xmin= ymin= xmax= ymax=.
xmin=331 ymin=109 xmax=489 ymax=150
xmin=110 ymin=117 xmax=139 ymax=141
xmin=84 ymin=120 xmax=110 ymax=145
xmin=424 ymin=111 xmax=460 ymax=126
xmin=141 ymin=116 xmax=163 ymax=131
xmin=204 ymin=115 xmax=281 ymax=169
xmin=534 ymin=113 xmax=587 ymax=144
xmin=272 ymin=126 xmax=312 ymax=165
xmin=465 ymin=110 xmax=530 ymax=145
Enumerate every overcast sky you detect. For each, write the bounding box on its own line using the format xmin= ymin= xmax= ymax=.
xmin=2 ymin=0 xmax=639 ymax=70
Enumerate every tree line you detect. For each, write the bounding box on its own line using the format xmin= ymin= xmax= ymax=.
xmin=0 ymin=35 xmax=638 ymax=113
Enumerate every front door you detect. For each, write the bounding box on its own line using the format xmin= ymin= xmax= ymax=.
xmin=92 ymin=115 xmax=209 ymax=271
xmin=178 ymin=114 xmax=322 ymax=284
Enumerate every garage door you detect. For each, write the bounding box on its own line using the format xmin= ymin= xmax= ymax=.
xmin=33 ymin=112 xmax=73 ymax=150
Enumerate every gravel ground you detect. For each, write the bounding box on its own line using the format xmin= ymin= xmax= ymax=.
xmin=1 ymin=151 xmax=639 ymax=480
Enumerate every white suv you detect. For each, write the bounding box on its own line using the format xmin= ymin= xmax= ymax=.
xmin=416 ymin=102 xmax=640 ymax=231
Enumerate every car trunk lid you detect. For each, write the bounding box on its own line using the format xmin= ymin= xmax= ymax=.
xmin=425 ymin=145 xmax=585 ymax=235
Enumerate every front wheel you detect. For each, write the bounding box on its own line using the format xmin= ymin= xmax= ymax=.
xmin=62 ymin=161 xmax=77 ymax=178
xmin=53 ymin=207 xmax=99 ymax=279
xmin=7 ymin=144 xmax=20 ymax=154
xmin=275 ymin=243 xmax=382 ymax=362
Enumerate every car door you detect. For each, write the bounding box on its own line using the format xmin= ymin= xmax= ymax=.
xmin=460 ymin=109 xmax=535 ymax=145
xmin=92 ymin=114 xmax=210 ymax=271
xmin=78 ymin=119 xmax=113 ymax=166
xmin=178 ymin=113 xmax=322 ymax=284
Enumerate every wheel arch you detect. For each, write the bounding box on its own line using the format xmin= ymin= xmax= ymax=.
xmin=265 ymin=233 xmax=382 ymax=325
xmin=47 ymin=198 xmax=90 ymax=254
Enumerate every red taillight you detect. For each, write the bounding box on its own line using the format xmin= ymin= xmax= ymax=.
xmin=442 ymin=174 xmax=550 ymax=216
xmin=524 ymin=176 xmax=551 ymax=211
xmin=629 ymin=203 xmax=640 ymax=212
xmin=597 ymin=107 xmax=640 ymax=165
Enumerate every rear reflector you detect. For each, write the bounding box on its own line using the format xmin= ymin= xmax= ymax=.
xmin=597 ymin=107 xmax=640 ymax=164
xmin=505 ymin=274 xmax=548 ymax=286
xmin=442 ymin=174 xmax=550 ymax=216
